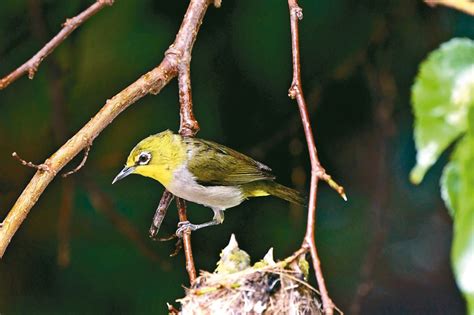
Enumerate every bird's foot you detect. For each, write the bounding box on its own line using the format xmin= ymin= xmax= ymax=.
xmin=176 ymin=220 xmax=198 ymax=238
xmin=176 ymin=218 xmax=221 ymax=237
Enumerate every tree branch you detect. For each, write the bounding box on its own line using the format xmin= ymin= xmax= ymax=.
xmin=177 ymin=53 xmax=200 ymax=137
xmin=287 ymin=1 xmax=344 ymax=314
xmin=149 ymin=190 xmax=174 ymax=239
xmin=11 ymin=152 xmax=52 ymax=173
xmin=0 ymin=0 xmax=214 ymax=258
xmin=176 ymin=198 xmax=197 ymax=282
xmin=171 ymin=10 xmax=203 ymax=283
xmin=425 ymin=0 xmax=474 ymax=15
xmin=0 ymin=0 xmax=114 ymax=90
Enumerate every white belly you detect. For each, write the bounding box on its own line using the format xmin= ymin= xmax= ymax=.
xmin=167 ymin=165 xmax=244 ymax=210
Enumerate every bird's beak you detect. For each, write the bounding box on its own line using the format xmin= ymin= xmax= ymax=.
xmin=112 ymin=166 xmax=135 ymax=184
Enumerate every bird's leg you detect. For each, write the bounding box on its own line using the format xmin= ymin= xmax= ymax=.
xmin=176 ymin=209 xmax=224 ymax=237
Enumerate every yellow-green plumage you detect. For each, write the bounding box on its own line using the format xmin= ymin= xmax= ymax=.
xmin=113 ymin=130 xmax=304 ymax=232
xmin=124 ymin=130 xmax=187 ymax=186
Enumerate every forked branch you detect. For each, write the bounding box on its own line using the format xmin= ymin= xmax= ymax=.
xmin=0 ymin=0 xmax=214 ymax=260
xmin=287 ymin=1 xmax=344 ymax=314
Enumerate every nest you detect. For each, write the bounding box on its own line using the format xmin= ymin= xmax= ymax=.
xmin=177 ymin=235 xmax=322 ymax=315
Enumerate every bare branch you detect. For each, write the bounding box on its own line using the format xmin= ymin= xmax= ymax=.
xmin=166 ymin=3 xmax=208 ymax=283
xmin=177 ymin=57 xmax=200 ymax=136
xmin=11 ymin=152 xmax=53 ymax=173
xmin=176 ymin=198 xmax=197 ymax=282
xmin=287 ymin=1 xmax=340 ymax=313
xmin=0 ymin=0 xmax=113 ymax=90
xmin=149 ymin=190 xmax=174 ymax=239
xmin=0 ymin=0 xmax=214 ymax=258
xmin=425 ymin=0 xmax=474 ymax=15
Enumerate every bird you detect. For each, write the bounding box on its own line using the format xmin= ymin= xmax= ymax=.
xmin=112 ymin=130 xmax=304 ymax=234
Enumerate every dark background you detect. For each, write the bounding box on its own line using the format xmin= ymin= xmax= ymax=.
xmin=0 ymin=0 xmax=471 ymax=314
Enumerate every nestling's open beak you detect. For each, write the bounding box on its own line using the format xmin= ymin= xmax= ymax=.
xmin=112 ymin=166 xmax=135 ymax=184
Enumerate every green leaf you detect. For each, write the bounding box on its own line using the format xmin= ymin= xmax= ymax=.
xmin=440 ymin=160 xmax=460 ymax=218
xmin=440 ymin=136 xmax=466 ymax=218
xmin=414 ymin=39 xmax=474 ymax=313
xmin=449 ymin=135 xmax=474 ymax=315
xmin=410 ymin=38 xmax=474 ymax=184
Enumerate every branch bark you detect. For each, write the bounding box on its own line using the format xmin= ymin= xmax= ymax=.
xmin=149 ymin=191 xmax=174 ymax=239
xmin=0 ymin=0 xmax=214 ymax=258
xmin=425 ymin=0 xmax=474 ymax=15
xmin=172 ymin=20 xmax=201 ymax=283
xmin=287 ymin=1 xmax=345 ymax=314
xmin=176 ymin=198 xmax=197 ymax=282
xmin=0 ymin=0 xmax=114 ymax=90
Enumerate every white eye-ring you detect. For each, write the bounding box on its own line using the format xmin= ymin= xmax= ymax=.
xmin=137 ymin=151 xmax=152 ymax=165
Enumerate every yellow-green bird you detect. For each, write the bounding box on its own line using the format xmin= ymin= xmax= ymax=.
xmin=113 ymin=130 xmax=303 ymax=233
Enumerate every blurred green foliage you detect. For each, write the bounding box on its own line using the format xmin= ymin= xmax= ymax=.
xmin=411 ymin=38 xmax=474 ymax=314
xmin=411 ymin=39 xmax=474 ymax=184
xmin=0 ymin=0 xmax=471 ymax=314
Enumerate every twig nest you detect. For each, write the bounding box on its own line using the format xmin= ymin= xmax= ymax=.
xmin=177 ymin=235 xmax=322 ymax=315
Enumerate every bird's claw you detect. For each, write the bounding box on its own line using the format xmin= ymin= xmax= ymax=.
xmin=176 ymin=220 xmax=196 ymax=238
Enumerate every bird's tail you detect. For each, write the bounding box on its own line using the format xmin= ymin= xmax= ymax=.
xmin=245 ymin=181 xmax=305 ymax=205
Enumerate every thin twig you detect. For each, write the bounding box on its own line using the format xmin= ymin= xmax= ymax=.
xmin=61 ymin=145 xmax=91 ymax=178
xmin=176 ymin=198 xmax=197 ymax=282
xmin=11 ymin=152 xmax=52 ymax=173
xmin=0 ymin=0 xmax=113 ymax=90
xmin=287 ymin=1 xmax=339 ymax=314
xmin=425 ymin=0 xmax=474 ymax=15
xmin=0 ymin=0 xmax=214 ymax=258
xmin=280 ymin=246 xmax=309 ymax=267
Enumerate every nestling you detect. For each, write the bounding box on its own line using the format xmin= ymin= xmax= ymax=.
xmin=113 ymin=130 xmax=304 ymax=234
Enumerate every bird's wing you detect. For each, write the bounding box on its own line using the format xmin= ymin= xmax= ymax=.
xmin=185 ymin=137 xmax=275 ymax=186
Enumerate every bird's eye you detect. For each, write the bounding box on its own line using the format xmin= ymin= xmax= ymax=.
xmin=137 ymin=151 xmax=151 ymax=165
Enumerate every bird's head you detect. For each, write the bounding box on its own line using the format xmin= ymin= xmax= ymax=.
xmin=112 ymin=130 xmax=186 ymax=186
